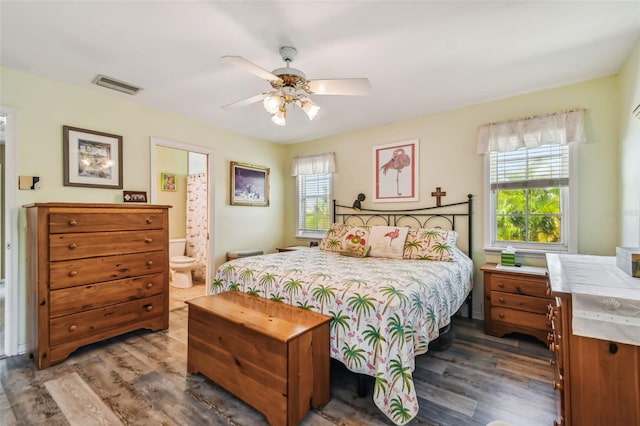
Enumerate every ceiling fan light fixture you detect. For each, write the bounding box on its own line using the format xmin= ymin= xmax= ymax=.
xmin=272 ymin=107 xmax=286 ymax=126
xmin=301 ymin=98 xmax=320 ymax=121
xmin=263 ymin=94 xmax=282 ymax=114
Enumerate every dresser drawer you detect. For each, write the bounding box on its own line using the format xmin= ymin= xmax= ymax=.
xmin=490 ymin=274 xmax=549 ymax=298
xmin=49 ymin=294 xmax=165 ymax=346
xmin=49 ymin=273 xmax=165 ymax=317
xmin=49 ymin=251 xmax=167 ymax=290
xmin=49 ymin=212 xmax=166 ymax=234
xmin=491 ymin=307 xmax=550 ymax=331
xmin=49 ymin=230 xmax=166 ymax=261
xmin=491 ymin=291 xmax=551 ymax=314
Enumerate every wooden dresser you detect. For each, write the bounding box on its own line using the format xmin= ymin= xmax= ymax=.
xmin=547 ymin=253 xmax=640 ymax=426
xmin=25 ymin=203 xmax=170 ymax=369
xmin=482 ymin=263 xmax=551 ymax=344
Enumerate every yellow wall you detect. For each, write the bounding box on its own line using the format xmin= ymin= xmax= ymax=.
xmin=156 ymin=146 xmax=187 ymax=239
xmin=284 ymin=76 xmax=621 ymax=317
xmin=618 ymin=37 xmax=640 ymax=247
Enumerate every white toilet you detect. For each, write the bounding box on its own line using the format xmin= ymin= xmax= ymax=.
xmin=169 ymin=238 xmax=197 ymax=288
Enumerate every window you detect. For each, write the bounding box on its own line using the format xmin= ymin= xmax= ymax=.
xmin=478 ymin=109 xmax=584 ymax=254
xmin=488 ymin=143 xmax=575 ymax=252
xmin=296 ymin=173 xmax=332 ymax=239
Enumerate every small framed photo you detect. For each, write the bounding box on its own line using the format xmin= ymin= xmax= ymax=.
xmin=63 ymin=125 xmax=123 ymax=189
xmin=161 ymin=172 xmax=176 ymax=191
xmin=123 ymin=191 xmax=148 ymax=203
xmin=230 ymin=161 xmax=270 ymax=207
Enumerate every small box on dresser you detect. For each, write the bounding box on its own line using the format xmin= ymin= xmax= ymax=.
xmin=616 ymin=247 xmax=640 ymax=278
xmin=25 ymin=202 xmax=171 ymax=369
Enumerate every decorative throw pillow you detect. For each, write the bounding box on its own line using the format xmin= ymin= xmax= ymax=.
xmin=403 ymin=227 xmax=458 ymax=261
xmin=368 ymin=226 xmax=410 ymax=259
xmin=319 ymin=223 xmax=353 ymax=252
xmin=341 ymin=244 xmax=371 ymax=258
xmin=340 ymin=226 xmax=371 ymax=257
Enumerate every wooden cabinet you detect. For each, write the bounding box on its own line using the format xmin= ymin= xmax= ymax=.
xmin=481 ymin=263 xmax=550 ymax=344
xmin=547 ymin=254 xmax=640 ymax=426
xmin=25 ymin=203 xmax=170 ymax=369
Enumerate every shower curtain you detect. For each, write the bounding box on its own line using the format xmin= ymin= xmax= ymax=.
xmin=186 ymin=173 xmax=207 ymax=283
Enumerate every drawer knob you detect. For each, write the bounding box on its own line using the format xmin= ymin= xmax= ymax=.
xmin=68 ymin=243 xmax=77 ymax=249
xmin=498 ymin=312 xmax=505 ymax=319
xmin=498 ymin=297 xmax=505 ymax=303
xmin=144 ymin=304 xmax=153 ymax=312
xmin=552 ymin=379 xmax=563 ymax=391
xmin=609 ymin=343 xmax=618 ymax=354
xmin=145 ymin=238 xmax=153 ymax=244
xmin=69 ymin=325 xmax=77 ymax=332
xmin=497 ymin=282 xmax=505 ymax=288
xmin=68 ymin=219 xmax=78 ymax=226
xmin=146 ymin=282 xmax=153 ymax=289
xmin=68 ymin=271 xmax=78 ymax=277
xmin=146 ymin=218 xmax=153 ymax=224
xmin=146 ymin=260 xmax=153 ymax=266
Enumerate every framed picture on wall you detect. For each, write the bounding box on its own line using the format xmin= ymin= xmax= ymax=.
xmin=63 ymin=125 xmax=123 ymax=189
xmin=230 ymin=161 xmax=270 ymax=207
xmin=373 ymin=139 xmax=419 ymax=202
xmin=161 ymin=172 xmax=176 ymax=191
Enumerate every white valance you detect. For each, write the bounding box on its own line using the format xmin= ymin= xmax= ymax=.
xmin=290 ymin=152 xmax=336 ymax=176
xmin=477 ymin=109 xmax=586 ymax=154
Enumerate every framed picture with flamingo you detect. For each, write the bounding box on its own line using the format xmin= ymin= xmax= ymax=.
xmin=373 ymin=139 xmax=419 ymax=202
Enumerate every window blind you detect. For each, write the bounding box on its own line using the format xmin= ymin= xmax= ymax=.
xmin=490 ymin=144 xmax=569 ymax=190
xmin=297 ymin=173 xmax=331 ymax=232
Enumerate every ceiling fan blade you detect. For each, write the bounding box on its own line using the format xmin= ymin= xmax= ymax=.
xmin=221 ymin=93 xmax=268 ymax=109
xmin=308 ymin=78 xmax=371 ymax=95
xmin=221 ymin=55 xmax=282 ymax=83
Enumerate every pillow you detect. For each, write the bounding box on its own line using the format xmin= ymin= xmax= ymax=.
xmin=368 ymin=226 xmax=409 ymax=259
xmin=340 ymin=226 xmax=371 ymax=257
xmin=341 ymin=244 xmax=371 ymax=258
xmin=319 ymin=223 xmax=353 ymax=252
xmin=403 ymin=227 xmax=458 ymax=261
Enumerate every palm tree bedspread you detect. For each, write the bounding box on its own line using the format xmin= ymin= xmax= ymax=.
xmin=211 ymin=248 xmax=473 ymax=425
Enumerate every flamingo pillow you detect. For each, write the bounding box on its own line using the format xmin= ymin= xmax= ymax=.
xmin=368 ymin=226 xmax=409 ymax=259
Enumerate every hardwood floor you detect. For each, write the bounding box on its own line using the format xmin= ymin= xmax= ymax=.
xmin=0 ymin=288 xmax=557 ymax=425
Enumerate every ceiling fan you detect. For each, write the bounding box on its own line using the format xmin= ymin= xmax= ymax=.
xmin=221 ymin=46 xmax=371 ymax=126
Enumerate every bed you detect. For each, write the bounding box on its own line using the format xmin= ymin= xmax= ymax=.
xmin=210 ymin=196 xmax=474 ymax=425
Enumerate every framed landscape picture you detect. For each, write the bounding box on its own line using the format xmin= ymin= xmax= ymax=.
xmin=63 ymin=125 xmax=123 ymax=189
xmin=230 ymin=161 xmax=270 ymax=206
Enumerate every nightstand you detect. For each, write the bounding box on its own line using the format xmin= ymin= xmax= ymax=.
xmin=481 ymin=263 xmax=550 ymax=344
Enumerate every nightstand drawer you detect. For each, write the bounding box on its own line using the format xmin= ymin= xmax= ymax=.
xmin=491 ymin=291 xmax=551 ymax=314
xmin=490 ymin=274 xmax=549 ymax=298
xmin=491 ymin=307 xmax=550 ymax=331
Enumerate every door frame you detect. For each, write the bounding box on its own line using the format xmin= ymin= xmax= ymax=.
xmin=150 ymin=137 xmax=215 ymax=287
xmin=1 ymin=105 xmax=19 ymax=356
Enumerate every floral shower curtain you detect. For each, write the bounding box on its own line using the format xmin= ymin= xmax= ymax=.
xmin=186 ymin=173 xmax=207 ymax=282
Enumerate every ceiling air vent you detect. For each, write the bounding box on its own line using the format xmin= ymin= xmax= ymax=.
xmin=92 ymin=74 xmax=142 ymax=95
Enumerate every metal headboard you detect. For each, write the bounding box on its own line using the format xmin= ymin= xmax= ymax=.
xmin=332 ymin=194 xmax=474 ymax=318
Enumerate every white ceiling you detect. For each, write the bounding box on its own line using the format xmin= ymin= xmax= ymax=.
xmin=1 ymin=1 xmax=639 ymax=144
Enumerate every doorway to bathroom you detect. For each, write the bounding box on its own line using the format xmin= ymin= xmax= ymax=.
xmin=150 ymin=137 xmax=215 ymax=304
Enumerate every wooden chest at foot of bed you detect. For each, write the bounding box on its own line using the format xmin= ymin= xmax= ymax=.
xmin=186 ymin=291 xmax=331 ymax=426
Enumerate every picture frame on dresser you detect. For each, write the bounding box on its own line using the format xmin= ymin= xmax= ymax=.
xmin=63 ymin=125 xmax=123 ymax=189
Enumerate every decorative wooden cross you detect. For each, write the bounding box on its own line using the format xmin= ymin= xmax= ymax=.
xmin=431 ymin=187 xmax=447 ymax=207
